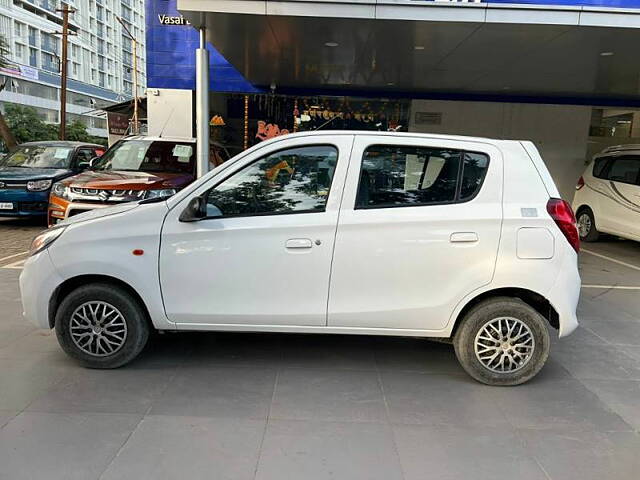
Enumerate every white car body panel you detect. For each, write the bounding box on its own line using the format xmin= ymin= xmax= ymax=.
xmin=20 ymin=131 xmax=580 ymax=340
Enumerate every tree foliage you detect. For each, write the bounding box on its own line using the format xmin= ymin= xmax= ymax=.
xmin=0 ymin=105 xmax=107 ymax=149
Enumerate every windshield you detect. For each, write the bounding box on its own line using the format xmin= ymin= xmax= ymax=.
xmin=0 ymin=145 xmax=73 ymax=169
xmin=93 ymin=140 xmax=195 ymax=174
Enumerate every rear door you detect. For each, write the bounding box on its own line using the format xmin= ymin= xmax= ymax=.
xmin=328 ymin=135 xmax=503 ymax=331
xmin=602 ymin=155 xmax=640 ymax=237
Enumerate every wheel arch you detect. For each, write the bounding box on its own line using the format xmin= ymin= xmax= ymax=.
xmin=48 ymin=274 xmax=152 ymax=329
xmin=451 ymin=287 xmax=559 ymax=338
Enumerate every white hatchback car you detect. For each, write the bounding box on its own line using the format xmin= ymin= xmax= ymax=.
xmin=573 ymin=145 xmax=640 ymax=243
xmin=20 ymin=132 xmax=581 ymax=386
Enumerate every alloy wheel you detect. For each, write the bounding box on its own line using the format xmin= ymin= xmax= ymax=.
xmin=69 ymin=301 xmax=128 ymax=357
xmin=474 ymin=317 xmax=535 ymax=373
xmin=577 ymin=213 xmax=592 ymax=239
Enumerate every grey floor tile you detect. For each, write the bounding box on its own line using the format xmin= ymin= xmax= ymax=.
xmin=620 ymin=345 xmax=640 ymax=361
xmin=0 ymin=329 xmax=60 ymax=359
xmin=553 ymin=338 xmax=640 ymax=380
xmin=183 ymin=332 xmax=284 ymax=368
xmin=0 ymin=410 xmax=18 ymax=428
xmin=255 ymin=419 xmax=403 ymax=480
xmin=393 ymin=423 xmax=547 ymax=480
xmin=281 ymin=334 xmax=377 ymax=371
xmin=584 ymin=320 xmax=640 ymax=346
xmin=490 ymin=379 xmax=632 ymax=431
xmin=0 ymin=412 xmax=141 ymax=480
xmin=27 ymin=367 xmax=175 ymax=414
xmin=581 ymin=379 xmax=640 ymax=430
xmin=519 ymin=428 xmax=640 ymax=480
xmin=270 ymin=368 xmax=387 ymax=423
xmin=100 ymin=415 xmax=265 ymax=480
xmin=381 ymin=371 xmax=511 ymax=427
xmin=150 ymin=366 xmax=276 ymax=419
xmin=0 ymin=357 xmax=68 ymax=410
xmin=374 ymin=338 xmax=463 ymax=374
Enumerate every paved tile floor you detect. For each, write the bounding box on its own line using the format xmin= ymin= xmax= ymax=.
xmin=0 ymin=238 xmax=639 ymax=479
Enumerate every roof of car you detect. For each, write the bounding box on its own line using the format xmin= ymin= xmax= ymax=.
xmin=19 ymin=141 xmax=104 ymax=148
xmin=599 ymin=144 xmax=640 ymax=155
xmin=120 ymin=135 xmax=196 ymax=143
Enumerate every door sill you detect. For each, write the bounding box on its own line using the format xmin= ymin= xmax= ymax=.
xmin=174 ymin=322 xmax=450 ymax=337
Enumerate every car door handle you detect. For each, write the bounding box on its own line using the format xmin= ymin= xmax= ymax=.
xmin=285 ymin=238 xmax=313 ymax=249
xmin=450 ymin=232 xmax=479 ymax=243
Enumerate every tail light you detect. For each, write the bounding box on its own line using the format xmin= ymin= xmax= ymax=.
xmin=546 ymin=198 xmax=580 ymax=253
xmin=576 ymin=176 xmax=585 ymax=190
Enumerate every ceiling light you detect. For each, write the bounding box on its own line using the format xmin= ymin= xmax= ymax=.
xmin=600 ymin=51 xmax=614 ymax=56
xmin=324 ymin=42 xmax=339 ymax=47
xmin=414 ymin=46 xmax=425 ymax=51
xmin=386 ymin=82 xmax=395 ymax=86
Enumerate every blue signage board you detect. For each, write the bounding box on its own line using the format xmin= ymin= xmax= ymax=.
xmin=145 ymin=0 xmax=260 ymax=92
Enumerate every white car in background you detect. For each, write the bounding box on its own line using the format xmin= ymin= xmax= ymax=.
xmin=20 ymin=131 xmax=581 ymax=386
xmin=573 ymin=145 xmax=640 ymax=242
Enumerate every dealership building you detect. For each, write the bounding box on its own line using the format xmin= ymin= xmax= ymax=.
xmin=145 ymin=0 xmax=640 ymax=198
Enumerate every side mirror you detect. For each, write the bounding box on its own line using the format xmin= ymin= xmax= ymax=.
xmin=179 ymin=195 xmax=208 ymax=222
xmin=89 ymin=157 xmax=99 ymax=168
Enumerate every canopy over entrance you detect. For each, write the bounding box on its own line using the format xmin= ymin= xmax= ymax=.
xmin=178 ymin=0 xmax=640 ymax=105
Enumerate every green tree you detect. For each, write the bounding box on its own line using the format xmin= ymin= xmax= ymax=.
xmin=2 ymin=104 xmax=58 ymax=144
xmin=0 ymin=35 xmax=18 ymax=151
xmin=64 ymin=120 xmax=107 ymax=146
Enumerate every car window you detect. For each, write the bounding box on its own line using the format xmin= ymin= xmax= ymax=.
xmin=93 ymin=140 xmax=195 ymax=174
xmin=205 ymin=145 xmax=338 ymax=217
xmin=76 ymin=148 xmax=95 ymax=164
xmin=592 ymin=157 xmax=610 ymax=179
xmin=356 ymin=145 xmax=464 ymax=208
xmin=460 ymin=152 xmax=490 ymax=201
xmin=606 ymin=156 xmax=640 ymax=185
xmin=0 ymin=145 xmax=73 ymax=169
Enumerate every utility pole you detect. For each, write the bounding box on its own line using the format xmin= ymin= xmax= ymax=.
xmin=116 ymin=16 xmax=139 ymax=134
xmin=54 ymin=4 xmax=76 ymax=140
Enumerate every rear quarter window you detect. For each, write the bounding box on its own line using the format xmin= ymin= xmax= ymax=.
xmin=592 ymin=157 xmax=610 ymax=179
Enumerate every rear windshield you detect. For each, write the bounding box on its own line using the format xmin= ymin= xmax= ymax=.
xmin=92 ymin=140 xmax=195 ymax=174
xmin=0 ymin=145 xmax=73 ymax=169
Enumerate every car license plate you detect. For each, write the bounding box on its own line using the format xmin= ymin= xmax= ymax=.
xmin=0 ymin=202 xmax=13 ymax=210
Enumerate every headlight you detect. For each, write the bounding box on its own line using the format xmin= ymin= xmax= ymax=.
xmin=27 ymin=179 xmax=53 ymax=192
xmin=29 ymin=226 xmax=67 ymax=256
xmin=145 ymin=188 xmax=177 ymax=199
xmin=51 ymin=182 xmax=69 ymax=200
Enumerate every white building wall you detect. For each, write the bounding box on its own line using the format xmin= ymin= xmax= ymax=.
xmin=409 ymin=100 xmax=592 ymax=200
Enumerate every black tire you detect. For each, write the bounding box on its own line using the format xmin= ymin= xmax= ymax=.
xmin=55 ymin=283 xmax=150 ymax=368
xmin=576 ymin=207 xmax=599 ymax=242
xmin=453 ymin=297 xmax=550 ymax=386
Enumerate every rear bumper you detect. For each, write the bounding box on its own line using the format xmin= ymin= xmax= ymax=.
xmin=548 ymin=251 xmax=581 ymax=338
xmin=19 ymin=250 xmax=63 ymax=329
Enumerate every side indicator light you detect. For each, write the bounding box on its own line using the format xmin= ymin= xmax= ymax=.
xmin=132 ymin=249 xmax=144 ymax=256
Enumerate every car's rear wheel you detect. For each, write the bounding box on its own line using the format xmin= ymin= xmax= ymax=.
xmin=577 ymin=207 xmax=599 ymax=242
xmin=453 ymin=297 xmax=550 ymax=386
xmin=55 ymin=283 xmax=149 ymax=368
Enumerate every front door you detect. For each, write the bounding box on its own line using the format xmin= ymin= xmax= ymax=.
xmin=159 ymin=135 xmax=353 ymax=326
xmin=328 ymin=135 xmax=503 ymax=332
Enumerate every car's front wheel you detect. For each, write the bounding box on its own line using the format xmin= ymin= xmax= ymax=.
xmin=55 ymin=283 xmax=149 ymax=368
xmin=453 ymin=297 xmax=550 ymax=386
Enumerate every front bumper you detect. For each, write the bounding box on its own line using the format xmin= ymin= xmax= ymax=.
xmin=19 ymin=249 xmax=64 ymax=329
xmin=0 ymin=189 xmax=48 ymax=216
